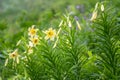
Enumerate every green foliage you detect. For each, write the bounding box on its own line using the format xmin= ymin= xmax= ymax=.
xmin=58 ymin=15 xmax=88 ymax=79
xmin=91 ymin=4 xmax=120 ymax=79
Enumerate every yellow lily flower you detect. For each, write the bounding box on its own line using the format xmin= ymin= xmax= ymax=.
xmin=44 ymin=28 xmax=56 ymax=41
xmin=9 ymin=49 xmax=19 ymax=59
xmin=28 ymin=25 xmax=38 ymax=37
xmin=30 ymin=36 xmax=39 ymax=47
xmin=5 ymin=49 xmax=20 ymax=66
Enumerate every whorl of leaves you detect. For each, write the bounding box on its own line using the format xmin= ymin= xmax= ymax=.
xmin=92 ymin=7 xmax=120 ymax=79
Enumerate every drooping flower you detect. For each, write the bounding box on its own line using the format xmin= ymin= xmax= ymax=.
xmin=44 ymin=28 xmax=56 ymax=41
xmin=90 ymin=2 xmax=99 ymax=21
xmin=28 ymin=25 xmax=38 ymax=37
xmin=90 ymin=11 xmax=97 ymax=21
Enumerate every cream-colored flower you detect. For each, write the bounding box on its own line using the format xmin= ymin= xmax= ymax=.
xmin=30 ymin=36 xmax=39 ymax=46
xmin=44 ymin=28 xmax=56 ymax=41
xmin=28 ymin=25 xmax=38 ymax=37
xmin=101 ymin=4 xmax=104 ymax=12
xmin=9 ymin=49 xmax=19 ymax=59
xmin=90 ymin=2 xmax=99 ymax=21
xmin=5 ymin=49 xmax=20 ymax=66
xmin=90 ymin=11 xmax=97 ymax=21
xmin=6 ymin=49 xmax=20 ymax=65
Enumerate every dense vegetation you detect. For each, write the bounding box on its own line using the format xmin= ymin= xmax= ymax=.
xmin=0 ymin=0 xmax=120 ymax=80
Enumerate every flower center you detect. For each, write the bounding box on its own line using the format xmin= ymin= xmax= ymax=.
xmin=30 ymin=29 xmax=36 ymax=35
xmin=33 ymin=39 xmax=38 ymax=44
xmin=48 ymin=31 xmax=54 ymax=36
xmin=12 ymin=54 xmax=16 ymax=57
xmin=11 ymin=53 xmax=17 ymax=58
